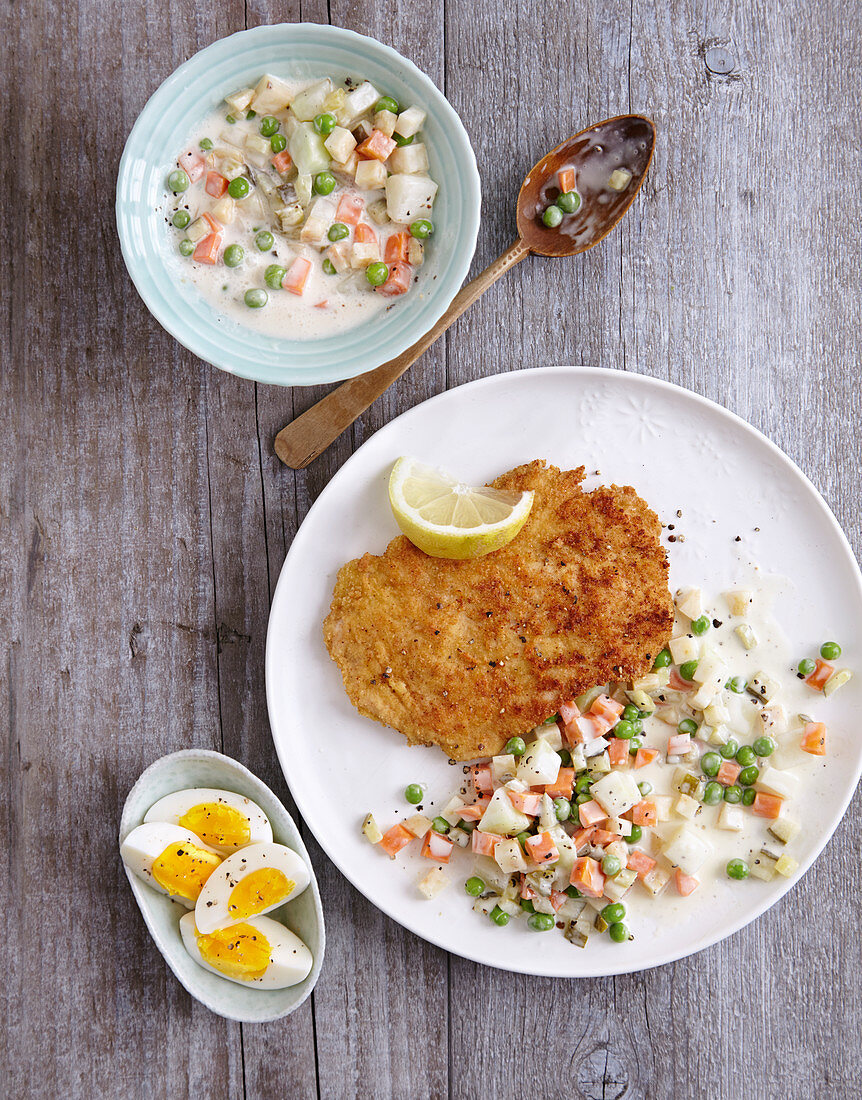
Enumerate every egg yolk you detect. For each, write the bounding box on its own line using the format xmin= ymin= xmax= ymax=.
xmin=196 ymin=924 xmax=271 ymax=981
xmin=178 ymin=802 xmax=251 ymax=849
xmin=151 ymin=842 xmax=221 ymax=901
xmin=227 ymin=868 xmax=294 ymax=920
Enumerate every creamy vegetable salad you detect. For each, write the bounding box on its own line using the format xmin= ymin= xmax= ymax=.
xmin=164 ymin=73 xmax=438 ymax=338
xmin=364 ymin=585 xmax=851 ymax=947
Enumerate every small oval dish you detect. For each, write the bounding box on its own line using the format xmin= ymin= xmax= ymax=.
xmin=119 ymin=748 xmax=324 ymax=1022
xmin=116 ymin=22 xmax=481 ymax=386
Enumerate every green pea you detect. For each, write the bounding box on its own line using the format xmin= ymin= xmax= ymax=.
xmin=575 ymin=792 xmax=591 ymax=805
xmin=691 ymin=615 xmax=710 ymax=636
xmin=602 ymin=902 xmax=626 ymax=923
xmin=542 ymin=205 xmax=563 ymax=228
xmin=628 ymin=825 xmax=643 ymax=843
xmin=602 ymin=854 xmax=622 ymax=877
xmin=557 ymin=748 xmax=571 ymax=767
xmin=375 ymin=95 xmax=401 ymax=114
xmin=328 ymin=222 xmax=350 ymax=242
xmin=726 ymin=676 xmax=747 ymax=693
xmin=392 ymin=132 xmax=414 ymax=146
xmin=255 ymin=231 xmax=274 ymax=252
xmin=489 ymin=905 xmax=510 ymax=927
xmin=703 ymin=780 xmax=724 ymax=805
xmin=622 ymin=705 xmax=640 ymax=722
xmin=575 ymin=774 xmax=592 ymax=794
xmin=410 ymin=219 xmax=434 ymax=239
xmin=554 ymin=797 xmax=571 ymax=822
xmin=719 ymin=738 xmax=739 ymax=760
xmin=724 ymin=784 xmax=743 ymax=804
xmin=431 ymin=817 xmax=450 ymax=835
xmin=678 ymin=718 xmax=698 ymax=735
xmin=167 ymin=169 xmax=190 ymax=193
xmin=404 ymin=783 xmax=423 ymax=804
xmin=322 ymin=258 xmax=337 ymax=275
xmin=614 ymin=719 xmax=634 ymax=740
xmin=738 ymin=765 xmax=759 ymax=787
xmin=221 ymin=243 xmax=242 ymax=268
xmin=527 ymin=913 xmax=555 ymax=932
xmin=314 ymin=171 xmax=337 ymax=195
xmin=680 ymin=660 xmax=698 ymax=681
xmin=566 ymin=885 xmax=581 ymax=898
xmin=820 ymin=641 xmax=841 ymax=660
xmin=515 ymin=831 xmax=531 ymax=848
xmin=270 ymin=133 xmax=287 ymax=154
xmin=264 ymin=264 xmax=287 ymax=290
xmin=199 ymin=137 xmax=214 ymax=150
xmin=244 ymin=288 xmax=268 ymax=308
xmin=798 ymin=658 xmax=816 ymax=676
xmin=520 ymin=898 xmax=535 ymax=913
xmin=742 ymin=788 xmax=756 ymax=806
xmin=172 ymin=210 xmax=191 ymax=229
xmin=504 ymin=736 xmax=526 ymax=756
xmin=628 ymin=738 xmax=642 ymax=754
xmin=259 ymin=115 xmax=280 ymax=137
xmin=753 ymin=736 xmax=775 ymax=757
xmin=637 ymin=781 xmax=653 ymax=797
xmin=735 ymin=745 xmax=756 ymax=767
xmin=701 ymin=752 xmax=722 ymax=777
xmin=366 ymin=261 xmax=389 ymax=287
xmin=227 ymin=176 xmax=250 ymax=199
xmin=609 ymin=922 xmax=629 ymax=943
xmin=652 ymin=648 xmax=672 ymax=669
xmin=313 ymin=112 xmax=338 ymax=136
xmin=246 ymin=108 xmax=257 ymax=119
xmin=225 ymin=114 xmax=237 ymax=124
xmin=556 ymin=190 xmax=580 ymax=213
xmin=726 ymin=858 xmax=750 ymax=880
xmin=464 ymin=876 xmax=484 ymax=897
xmin=178 ymin=239 xmax=194 ymax=256
xmin=629 ymin=719 xmax=644 ymax=735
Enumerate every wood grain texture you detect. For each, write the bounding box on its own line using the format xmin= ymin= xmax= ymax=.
xmin=2 ymin=0 xmax=860 ymax=1098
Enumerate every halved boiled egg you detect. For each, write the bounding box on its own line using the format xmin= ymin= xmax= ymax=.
xmin=179 ymin=911 xmax=313 ymax=989
xmin=144 ymin=787 xmax=273 ymax=854
xmin=120 ymin=822 xmax=222 ymax=907
xmin=194 ymin=842 xmax=310 ymax=933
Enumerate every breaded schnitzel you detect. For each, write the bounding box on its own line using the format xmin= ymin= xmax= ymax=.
xmin=323 ymin=461 xmax=673 ymax=761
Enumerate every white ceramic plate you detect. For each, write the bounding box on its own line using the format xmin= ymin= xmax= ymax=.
xmin=265 ymin=366 xmax=862 ymax=976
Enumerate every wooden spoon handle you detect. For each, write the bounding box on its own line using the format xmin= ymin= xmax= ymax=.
xmin=274 ymin=238 xmax=530 ymax=468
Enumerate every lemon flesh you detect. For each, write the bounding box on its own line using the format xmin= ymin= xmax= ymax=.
xmin=388 ymin=458 xmax=534 ymax=559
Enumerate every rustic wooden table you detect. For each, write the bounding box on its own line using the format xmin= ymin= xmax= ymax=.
xmin=3 ymin=1 xmax=861 ymax=1097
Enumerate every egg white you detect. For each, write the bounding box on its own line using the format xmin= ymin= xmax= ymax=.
xmin=179 ymin=911 xmax=313 ymax=989
xmin=120 ymin=822 xmax=221 ymax=908
xmin=195 ymin=842 xmax=311 ymax=933
xmin=143 ymin=787 xmax=272 ymax=853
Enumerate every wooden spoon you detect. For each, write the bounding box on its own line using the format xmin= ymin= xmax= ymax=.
xmin=275 ymin=114 xmax=655 ymax=468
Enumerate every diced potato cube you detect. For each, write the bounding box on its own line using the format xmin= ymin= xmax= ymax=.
xmin=704 ymin=700 xmax=731 ymax=727
xmin=691 ymin=681 xmax=720 ymax=709
xmin=692 ymin=649 xmax=728 ymax=686
xmin=220 ymin=157 xmax=245 ymax=180
xmin=300 ymin=216 xmax=329 ymax=245
xmin=768 ymin=817 xmax=800 ymax=844
xmin=417 ymin=867 xmax=448 ymax=899
xmin=756 ymin=766 xmax=800 ymax=800
xmin=491 ymin=754 xmax=517 ymax=783
xmin=735 ymin=624 xmax=758 ymax=650
xmin=324 ymin=87 xmax=347 ymax=112
xmin=662 ymin=827 xmax=712 ymax=874
xmin=717 ymin=803 xmax=744 ymax=831
xmin=332 ymin=152 xmax=359 ymax=180
xmin=535 ymin=723 xmax=563 ymax=750
xmin=355 ymin=159 xmax=387 ymax=189
xmin=758 ymin=704 xmax=787 ymax=735
xmin=394 ymin=105 xmax=426 ymax=137
xmin=250 ymin=73 xmax=294 ymax=114
xmin=245 ymin=133 xmax=271 ymax=158
xmin=653 ymin=796 xmax=673 ymax=822
xmin=516 ymin=738 xmax=561 ymax=786
xmin=674 ymin=794 xmax=699 ymax=820
xmin=373 ymin=109 xmax=397 ymax=137
xmin=210 ymin=195 xmax=235 ymax=224
xmin=478 ymin=788 xmax=531 ymax=836
xmin=750 ymin=852 xmax=778 ymax=881
xmin=669 ymin=635 xmax=700 ymax=664
xmin=675 ymin=587 xmax=704 ymax=619
xmin=569 ymin=744 xmax=587 ymax=771
xmin=340 ymin=80 xmax=379 ymax=126
xmin=632 ymin=669 xmax=670 ymax=692
xmin=388 ymin=143 xmax=430 ymax=175
xmin=187 ymin=217 xmax=210 ymax=243
xmin=326 ymin=242 xmax=352 ymax=274
xmin=608 ymin=168 xmax=633 ymax=191
xmin=472 ymin=895 xmax=497 ymax=917
xmin=494 ymin=837 xmax=527 ymax=874
xmin=587 ymin=750 xmax=611 ymax=775
xmin=607 ymin=816 xmax=633 ymax=837
xmin=747 ymin=672 xmax=779 ymax=703
xmin=290 ymin=78 xmax=333 ymax=122
xmin=724 ymin=589 xmax=753 ymax=616
xmin=590 ymin=771 xmax=641 ymax=817
xmin=403 ymin=814 xmax=432 ymax=838
xmin=324 ymin=126 xmax=357 ymax=164
xmin=385 ymin=174 xmax=438 ymax=223
xmin=774 ymin=854 xmax=799 ymax=877
xmin=642 ymin=866 xmax=671 ymax=896
xmin=824 ymin=669 xmax=853 ymax=696
xmin=225 ymin=87 xmax=255 ymax=113
xmin=361 ymin=812 xmax=382 ymax=844
xmin=709 ymin=724 xmax=731 ymax=746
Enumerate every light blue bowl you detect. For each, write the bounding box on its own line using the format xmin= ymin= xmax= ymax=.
xmin=116 ymin=23 xmax=481 ymax=387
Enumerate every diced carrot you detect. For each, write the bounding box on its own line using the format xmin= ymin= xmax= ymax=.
xmin=559 ymin=700 xmax=580 ymax=726
xmin=336 ymin=192 xmax=364 ymax=225
xmin=519 ymin=874 xmax=537 ymax=901
xmin=626 ymin=848 xmax=657 ymax=880
xmin=575 ymin=714 xmax=608 ymax=740
xmin=354 ymin=222 xmax=377 ymax=244
xmin=384 ymin=230 xmax=410 ymax=264
xmin=751 ymin=792 xmax=784 ymax=819
xmin=557 ymin=167 xmax=575 ymax=193
xmin=550 ymin=890 xmax=568 ymax=912
xmin=717 ymin=760 xmax=741 ymax=785
xmin=202 ymin=211 xmax=222 ymax=234
xmin=669 ymin=668 xmax=695 ymax=691
xmin=356 ymin=128 xmax=397 ymax=161
xmin=570 ymin=856 xmax=605 ymax=898
xmin=178 ymin=151 xmax=204 ymax=182
xmin=562 ymin=717 xmax=584 ymax=746
xmin=800 ymin=721 xmax=826 ymax=756
xmin=572 ymin=826 xmax=595 ymax=852
xmin=589 ymin=694 xmax=625 ymax=724
xmin=471 ymin=830 xmax=501 ymax=857
xmin=507 ymin=789 xmax=541 ymax=815
xmin=667 ymin=733 xmax=691 ymax=756
xmin=634 ymin=747 xmax=659 ymax=769
xmin=421 ymin=830 xmax=454 ymax=863
xmin=314 ymin=300 xmax=329 ymax=309
xmin=283 ymin=256 xmax=312 ymax=296
xmin=525 ymin=830 xmax=559 ymax=865
xmin=205 ymin=171 xmax=228 ymax=198
xmin=375 ymin=260 xmax=412 ymax=297
xmin=805 ymin=659 xmax=834 ymax=691
xmin=608 ymin=738 xmax=630 ymax=767
xmin=544 ymin=767 xmax=575 ymax=799
xmin=271 ymin=150 xmax=293 ymax=174
xmin=578 ymin=799 xmax=606 ymax=828
xmin=192 ymin=233 xmax=222 ymax=264
xmin=379 ymin=824 xmax=414 ymax=859
xmin=631 ymin=799 xmax=657 ymax=827
xmin=471 ymin=764 xmax=493 ymax=795
xmin=590 ymin=828 xmax=621 ymax=847
xmin=457 ymin=798 xmax=490 ymax=822
xmin=674 ymin=869 xmax=700 ymax=897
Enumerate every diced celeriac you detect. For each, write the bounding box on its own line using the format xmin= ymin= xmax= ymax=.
xmin=642 ymin=866 xmax=671 ymax=896
xmin=708 ymin=724 xmax=731 ymax=746
xmin=669 ymin=635 xmax=700 ymax=664
xmin=417 ymin=868 xmax=448 ymax=899
xmin=355 ymin=159 xmax=387 ymax=189
xmin=675 ymin=587 xmax=704 ymax=619
xmin=449 ymin=827 xmax=470 ymax=848
xmin=351 ymin=242 xmax=380 ymax=267
xmin=757 ymin=766 xmax=800 ymax=800
xmin=748 ymin=671 xmax=779 ymax=703
xmin=187 ymin=217 xmax=210 ymax=243
xmin=608 ymin=816 xmax=633 ymax=836
xmin=758 ymin=703 xmax=787 ymax=735
xmin=326 ymin=242 xmax=351 ymax=273
xmin=587 ymin=750 xmax=611 ymax=775
xmin=516 ymin=738 xmax=561 ymax=786
xmin=373 ymin=109 xmax=397 ymax=137
xmin=225 ymin=87 xmax=255 ymax=113
xmin=674 ymin=794 xmax=699 ymax=819
xmin=662 ymin=826 xmax=712 ymax=874
xmin=750 ymin=852 xmax=778 ymax=881
xmin=340 ymin=81 xmax=379 ymax=125
xmin=608 ymin=168 xmax=633 ymax=191
xmin=403 ymin=814 xmax=432 ymax=838
xmin=323 ymin=87 xmax=346 ymax=113
xmin=323 ymin=126 xmax=357 ymax=164
xmin=590 ymin=771 xmax=641 ymax=817
xmin=494 ymin=837 xmax=527 ymax=874
xmin=724 ymin=589 xmax=753 ymax=616
xmin=491 ymin=754 xmax=517 ymax=784
xmin=439 ymin=796 xmax=466 ymax=827
xmin=478 ymin=788 xmax=531 ymax=836
xmin=385 ymin=173 xmax=438 ymax=222
xmin=704 ymin=699 xmax=731 ymax=727
xmin=250 ymin=73 xmax=294 ymax=113
xmin=361 ymin=813 xmax=383 ymax=844
xmin=407 ymin=238 xmax=424 ymax=265
xmin=388 ymin=143 xmax=430 ymax=174
xmin=717 ymin=803 xmax=745 ymax=830
xmin=394 ymin=106 xmax=426 ymax=137
xmin=775 ymin=854 xmax=799 ymax=877
xmin=290 ymin=78 xmax=333 ymax=121
xmin=535 ymin=723 xmax=563 ymax=750
xmin=735 ymin=624 xmax=758 ymax=650
xmin=209 ymin=195 xmax=235 ymax=224
xmin=768 ymin=817 xmax=800 ymax=844
xmin=652 ymin=795 xmax=673 ymax=822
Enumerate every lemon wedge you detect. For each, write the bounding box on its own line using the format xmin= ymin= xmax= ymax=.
xmin=388 ymin=457 xmax=534 ymax=559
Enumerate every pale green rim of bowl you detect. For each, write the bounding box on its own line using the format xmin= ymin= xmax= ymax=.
xmin=116 ymin=23 xmax=481 ymax=387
